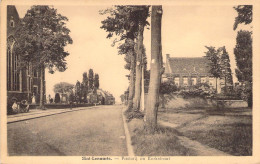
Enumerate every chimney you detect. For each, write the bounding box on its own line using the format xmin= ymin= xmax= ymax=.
xmin=166 ymin=54 xmax=170 ymax=59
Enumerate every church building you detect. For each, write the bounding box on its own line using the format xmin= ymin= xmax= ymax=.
xmin=7 ymin=5 xmax=45 ymax=107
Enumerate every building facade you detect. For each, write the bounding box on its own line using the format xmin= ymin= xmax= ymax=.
xmin=7 ymin=5 xmax=45 ymax=108
xmin=162 ymin=54 xmax=227 ymax=93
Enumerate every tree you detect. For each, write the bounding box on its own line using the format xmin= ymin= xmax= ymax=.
xmin=145 ymin=6 xmax=163 ymax=133
xmin=233 ymin=5 xmax=252 ymax=30
xmin=82 ymin=72 xmax=88 ymax=100
xmin=159 ymin=80 xmax=178 ymax=108
xmin=88 ymin=69 xmax=94 ymax=91
xmin=54 ymin=93 xmax=61 ymax=103
xmin=120 ymin=94 xmax=125 ymax=104
xmin=130 ymin=7 xmax=150 ymax=112
xmin=75 ymin=81 xmax=81 ymax=103
xmin=233 ymin=5 xmax=252 ymax=107
xmin=53 ymin=82 xmax=74 ymax=94
xmin=15 ymin=6 xmax=73 ymax=108
xmin=219 ymin=46 xmax=233 ymax=93
xmin=94 ymin=73 xmax=100 ymax=89
xmin=234 ymin=30 xmax=252 ymax=107
xmin=100 ymin=6 xmax=150 ymax=112
xmin=204 ymin=46 xmax=222 ymax=92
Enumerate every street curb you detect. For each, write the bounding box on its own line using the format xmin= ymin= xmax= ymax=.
xmin=7 ymin=106 xmax=98 ymax=124
xmin=121 ymin=107 xmax=135 ymax=156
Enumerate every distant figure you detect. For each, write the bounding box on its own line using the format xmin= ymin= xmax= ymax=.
xmin=69 ymin=93 xmax=74 ymax=110
xmin=12 ymin=98 xmax=19 ymax=113
xmin=31 ymin=93 xmax=36 ymax=104
xmin=47 ymin=94 xmax=51 ymax=104
xmin=20 ymin=100 xmax=30 ymax=112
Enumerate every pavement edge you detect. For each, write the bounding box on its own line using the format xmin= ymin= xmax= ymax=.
xmin=121 ymin=107 xmax=135 ymax=156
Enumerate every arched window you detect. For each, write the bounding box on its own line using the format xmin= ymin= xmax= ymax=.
xmin=7 ymin=36 xmax=20 ymax=91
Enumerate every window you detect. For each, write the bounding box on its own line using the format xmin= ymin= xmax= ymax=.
xmin=183 ymin=77 xmax=188 ymax=86
xmin=191 ymin=77 xmax=197 ymax=85
xmin=209 ymin=77 xmax=215 ymax=86
xmin=7 ymin=37 xmax=20 ymax=91
xmin=201 ymin=77 xmax=206 ymax=83
xmin=162 ymin=76 xmax=168 ymax=82
xmin=174 ymin=77 xmax=179 ymax=86
xmin=33 ymin=70 xmax=38 ymax=77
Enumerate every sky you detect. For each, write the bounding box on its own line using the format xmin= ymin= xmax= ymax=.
xmin=15 ymin=5 xmax=249 ymax=102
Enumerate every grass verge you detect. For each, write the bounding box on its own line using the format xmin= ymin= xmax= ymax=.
xmin=159 ymin=107 xmax=252 ymax=156
xmin=127 ymin=118 xmax=195 ymax=156
xmin=182 ymin=123 xmax=252 ymax=156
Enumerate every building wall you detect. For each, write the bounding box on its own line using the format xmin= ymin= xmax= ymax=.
xmin=164 ymin=54 xmax=223 ymax=93
xmin=7 ymin=5 xmax=45 ymax=105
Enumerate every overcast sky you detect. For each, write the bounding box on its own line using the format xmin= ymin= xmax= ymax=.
xmin=16 ymin=5 xmax=249 ymax=102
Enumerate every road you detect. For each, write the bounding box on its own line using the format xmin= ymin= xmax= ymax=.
xmin=7 ymin=105 xmax=128 ymax=156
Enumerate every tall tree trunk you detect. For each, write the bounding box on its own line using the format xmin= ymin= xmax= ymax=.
xmin=39 ymin=64 xmax=45 ymax=108
xmin=145 ymin=6 xmax=163 ymax=133
xmin=133 ymin=23 xmax=145 ymax=111
xmin=126 ymin=51 xmax=136 ymax=111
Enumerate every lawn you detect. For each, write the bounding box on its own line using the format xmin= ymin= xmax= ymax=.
xmin=158 ymin=107 xmax=252 ymax=156
xmin=127 ymin=118 xmax=196 ymax=156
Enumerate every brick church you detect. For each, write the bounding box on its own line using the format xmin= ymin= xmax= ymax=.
xmin=162 ymin=54 xmax=232 ymax=93
xmin=7 ymin=5 xmax=45 ymax=106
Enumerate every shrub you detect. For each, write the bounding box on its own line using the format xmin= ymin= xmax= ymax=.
xmin=178 ymin=83 xmax=216 ymax=99
xmin=54 ymin=93 xmax=61 ymax=103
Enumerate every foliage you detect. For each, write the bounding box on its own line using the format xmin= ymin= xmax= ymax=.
xmin=124 ymin=110 xmax=144 ymax=122
xmin=233 ymin=5 xmax=252 ymax=30
xmin=219 ymin=47 xmax=233 ymax=85
xmin=178 ymin=83 xmax=216 ymax=99
xmin=100 ymin=6 xmax=150 ymax=42
xmin=159 ymin=80 xmax=178 ymax=95
xmin=53 ymin=82 xmax=74 ymax=94
xmin=234 ymin=30 xmax=252 ymax=83
xmin=15 ymin=5 xmax=73 ymax=72
xmin=82 ymin=72 xmax=88 ymax=100
xmin=233 ymin=5 xmax=252 ymax=107
xmin=88 ymin=69 xmax=94 ymax=90
xmin=94 ymin=73 xmax=100 ymax=89
xmin=233 ymin=82 xmax=252 ymax=105
xmin=75 ymin=81 xmax=81 ymax=101
xmin=54 ymin=93 xmax=61 ymax=103
xmin=69 ymin=92 xmax=75 ymax=102
xmin=204 ymin=46 xmax=222 ymax=79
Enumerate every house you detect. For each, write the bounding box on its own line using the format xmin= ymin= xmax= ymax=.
xmin=96 ymin=89 xmax=115 ymax=105
xmin=7 ymin=5 xmax=45 ymax=109
xmin=162 ymin=54 xmax=228 ymax=93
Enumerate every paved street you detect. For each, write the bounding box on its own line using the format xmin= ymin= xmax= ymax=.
xmin=7 ymin=105 xmax=128 ymax=156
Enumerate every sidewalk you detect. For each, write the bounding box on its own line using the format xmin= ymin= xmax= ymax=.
xmin=7 ymin=106 xmax=98 ymax=123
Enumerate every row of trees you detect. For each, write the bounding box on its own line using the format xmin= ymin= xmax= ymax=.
xmin=101 ymin=6 xmax=163 ymax=133
xmin=203 ymin=5 xmax=252 ymax=107
xmin=75 ymin=69 xmax=100 ymax=103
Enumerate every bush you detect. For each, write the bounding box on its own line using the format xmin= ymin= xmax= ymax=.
xmin=234 ymin=82 xmax=252 ymax=107
xmin=178 ymin=83 xmax=216 ymax=99
xmin=54 ymin=93 xmax=61 ymax=103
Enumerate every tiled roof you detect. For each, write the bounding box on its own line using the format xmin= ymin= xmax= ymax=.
xmin=165 ymin=57 xmax=211 ymax=75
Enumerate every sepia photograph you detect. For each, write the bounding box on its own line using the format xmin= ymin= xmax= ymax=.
xmin=1 ymin=0 xmax=260 ymax=163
